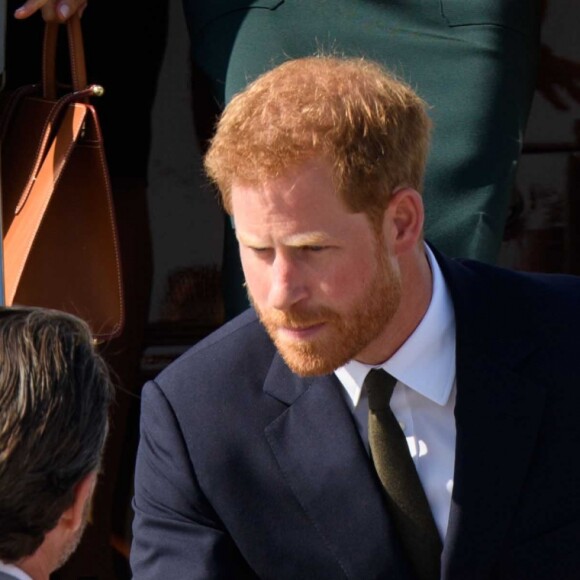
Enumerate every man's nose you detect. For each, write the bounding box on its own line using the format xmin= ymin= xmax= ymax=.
xmin=268 ymin=254 xmax=308 ymax=310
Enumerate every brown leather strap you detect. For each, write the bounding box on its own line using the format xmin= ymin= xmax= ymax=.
xmin=3 ymin=103 xmax=88 ymax=305
xmin=43 ymin=14 xmax=87 ymax=99
xmin=15 ymin=86 xmax=99 ymax=214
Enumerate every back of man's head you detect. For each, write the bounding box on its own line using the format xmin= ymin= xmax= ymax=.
xmin=0 ymin=307 xmax=113 ymax=564
xmin=204 ymin=54 xmax=432 ymax=226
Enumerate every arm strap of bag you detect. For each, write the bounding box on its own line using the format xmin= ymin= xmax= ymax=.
xmin=4 ymin=103 xmax=87 ymax=304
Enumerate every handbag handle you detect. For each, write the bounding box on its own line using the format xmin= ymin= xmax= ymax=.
xmin=5 ymin=16 xmax=104 ymax=214
xmin=42 ymin=14 xmax=87 ymax=99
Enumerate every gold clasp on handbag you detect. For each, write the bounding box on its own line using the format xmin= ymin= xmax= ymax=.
xmin=91 ymin=85 xmax=105 ymax=97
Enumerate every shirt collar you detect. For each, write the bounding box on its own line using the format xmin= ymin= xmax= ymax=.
xmin=335 ymin=244 xmax=456 ymax=407
xmin=0 ymin=562 xmax=33 ymax=580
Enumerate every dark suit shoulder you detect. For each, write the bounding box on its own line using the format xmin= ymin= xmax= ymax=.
xmin=431 ymin=251 xmax=580 ymax=378
xmin=441 ymin=254 xmax=580 ymax=328
xmin=455 ymin=256 xmax=580 ymax=294
xmin=141 ymin=309 xmax=289 ymax=510
xmin=152 ymin=308 xmax=278 ymax=408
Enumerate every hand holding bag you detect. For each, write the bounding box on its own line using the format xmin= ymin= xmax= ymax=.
xmin=0 ymin=14 xmax=124 ymax=341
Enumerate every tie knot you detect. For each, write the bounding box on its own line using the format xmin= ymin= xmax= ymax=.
xmin=364 ymin=368 xmax=397 ymax=411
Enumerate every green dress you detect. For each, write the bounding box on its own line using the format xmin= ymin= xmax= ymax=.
xmin=183 ymin=0 xmax=542 ymax=317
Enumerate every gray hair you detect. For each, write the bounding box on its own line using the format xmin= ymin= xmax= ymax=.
xmin=0 ymin=307 xmax=113 ymax=561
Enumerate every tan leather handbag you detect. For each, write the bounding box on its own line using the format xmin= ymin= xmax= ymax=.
xmin=0 ymin=14 xmax=124 ymax=341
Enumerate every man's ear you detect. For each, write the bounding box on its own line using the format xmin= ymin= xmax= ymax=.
xmin=59 ymin=472 xmax=98 ymax=533
xmin=383 ymin=187 xmax=424 ymax=255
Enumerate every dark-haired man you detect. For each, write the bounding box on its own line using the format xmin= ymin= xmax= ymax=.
xmin=132 ymin=56 xmax=580 ymax=579
xmin=0 ymin=307 xmax=113 ymax=580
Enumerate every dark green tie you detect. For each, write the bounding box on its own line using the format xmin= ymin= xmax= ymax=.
xmin=365 ymin=368 xmax=442 ymax=580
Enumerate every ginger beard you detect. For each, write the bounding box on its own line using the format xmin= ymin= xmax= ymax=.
xmin=251 ymin=239 xmax=402 ymax=376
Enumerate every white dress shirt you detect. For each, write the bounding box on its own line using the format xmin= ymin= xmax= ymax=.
xmin=334 ymin=244 xmax=456 ymax=539
xmin=0 ymin=562 xmax=32 ymax=580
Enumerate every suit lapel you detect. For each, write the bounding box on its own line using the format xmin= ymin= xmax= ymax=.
xmin=264 ymin=355 xmax=412 ymax=579
xmin=442 ymin=344 xmax=546 ymax=578
xmin=437 ymin=251 xmax=547 ymax=578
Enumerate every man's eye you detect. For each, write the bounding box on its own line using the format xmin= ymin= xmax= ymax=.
xmin=305 ymin=245 xmax=325 ymax=252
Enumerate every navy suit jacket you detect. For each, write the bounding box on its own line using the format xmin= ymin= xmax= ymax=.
xmin=131 ymin=251 xmax=580 ymax=579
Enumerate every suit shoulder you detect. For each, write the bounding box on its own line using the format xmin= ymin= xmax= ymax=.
xmin=443 ymin=256 xmax=580 ymax=344
xmin=456 ymin=258 xmax=580 ymax=305
xmin=153 ymin=308 xmax=276 ymax=396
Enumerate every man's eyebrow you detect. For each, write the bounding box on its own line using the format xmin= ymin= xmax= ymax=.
xmin=236 ymin=231 xmax=268 ymax=246
xmin=236 ymin=231 xmax=330 ymax=247
xmin=283 ymin=232 xmax=330 ymax=247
